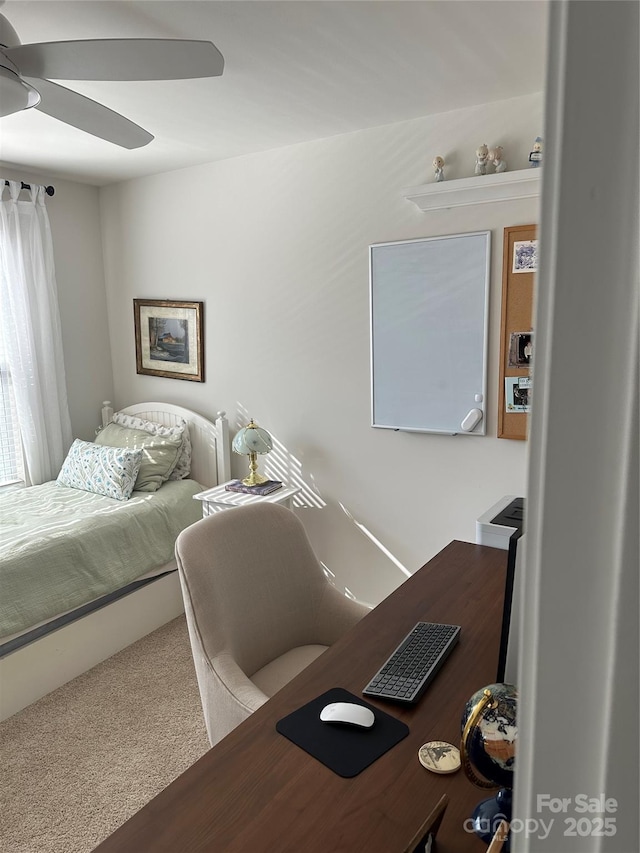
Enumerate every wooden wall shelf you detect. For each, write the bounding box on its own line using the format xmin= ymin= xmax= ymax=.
xmin=402 ymin=168 xmax=541 ymax=212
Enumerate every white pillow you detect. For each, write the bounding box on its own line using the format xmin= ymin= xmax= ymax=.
xmin=57 ymin=439 xmax=143 ymax=501
xmin=112 ymin=412 xmax=192 ymax=480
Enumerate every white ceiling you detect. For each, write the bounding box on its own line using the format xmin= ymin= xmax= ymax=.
xmin=0 ymin=1 xmax=548 ymax=187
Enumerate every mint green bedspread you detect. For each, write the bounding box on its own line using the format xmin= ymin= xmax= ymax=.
xmin=0 ymin=479 xmax=203 ymax=640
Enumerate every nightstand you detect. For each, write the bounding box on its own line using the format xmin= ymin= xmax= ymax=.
xmin=193 ymin=481 xmax=300 ymax=516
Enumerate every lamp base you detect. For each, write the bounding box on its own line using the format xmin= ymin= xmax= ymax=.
xmin=242 ymin=472 xmax=268 ymax=487
xmin=470 ymin=788 xmax=512 ymax=851
xmin=241 ymin=451 xmax=269 ymax=487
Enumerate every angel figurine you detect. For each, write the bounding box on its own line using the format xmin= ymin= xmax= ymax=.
xmin=433 ymin=155 xmax=445 ymax=182
xmin=489 ymin=145 xmax=507 ymax=173
xmin=475 ymin=144 xmax=489 ymax=175
xmin=529 ymin=137 xmax=543 ymax=167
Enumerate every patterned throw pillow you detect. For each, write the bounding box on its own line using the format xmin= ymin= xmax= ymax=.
xmin=111 ymin=412 xmax=192 ymax=480
xmin=57 ymin=439 xmax=143 ymax=501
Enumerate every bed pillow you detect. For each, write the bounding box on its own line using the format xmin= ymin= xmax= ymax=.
xmin=111 ymin=412 xmax=192 ymax=481
xmin=95 ymin=422 xmax=183 ymax=492
xmin=57 ymin=439 xmax=143 ymax=501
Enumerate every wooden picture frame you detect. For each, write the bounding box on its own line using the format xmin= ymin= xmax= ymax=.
xmin=498 ymin=225 xmax=537 ymax=440
xmin=134 ymin=299 xmax=204 ymax=382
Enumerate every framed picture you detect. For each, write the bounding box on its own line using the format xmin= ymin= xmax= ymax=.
xmin=512 ymin=239 xmax=538 ymax=273
xmin=134 ymin=299 xmax=204 ymax=382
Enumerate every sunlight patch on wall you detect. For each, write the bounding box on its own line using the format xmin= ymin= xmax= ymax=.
xmin=338 ymin=501 xmax=411 ymax=579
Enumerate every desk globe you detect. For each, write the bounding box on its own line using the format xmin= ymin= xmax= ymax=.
xmin=460 ymin=683 xmax=517 ymax=850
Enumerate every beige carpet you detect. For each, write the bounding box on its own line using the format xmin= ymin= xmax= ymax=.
xmin=0 ymin=616 xmax=210 ymax=853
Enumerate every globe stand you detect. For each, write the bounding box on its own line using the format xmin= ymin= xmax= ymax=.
xmin=470 ymin=787 xmax=512 ymax=851
xmin=460 ymin=685 xmax=518 ymax=853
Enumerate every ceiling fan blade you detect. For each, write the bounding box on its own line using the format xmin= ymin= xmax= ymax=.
xmin=25 ymin=77 xmax=153 ymax=149
xmin=6 ymin=39 xmax=224 ymax=81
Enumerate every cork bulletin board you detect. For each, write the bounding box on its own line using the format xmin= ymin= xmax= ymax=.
xmin=497 ymin=224 xmax=537 ymax=440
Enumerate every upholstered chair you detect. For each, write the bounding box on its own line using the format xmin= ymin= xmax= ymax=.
xmin=175 ymin=502 xmax=369 ymax=746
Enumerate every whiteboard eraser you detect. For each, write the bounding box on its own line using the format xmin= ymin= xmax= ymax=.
xmin=461 ymin=408 xmax=483 ymax=432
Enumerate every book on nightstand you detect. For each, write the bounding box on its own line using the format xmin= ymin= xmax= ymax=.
xmin=225 ymin=479 xmax=283 ymax=496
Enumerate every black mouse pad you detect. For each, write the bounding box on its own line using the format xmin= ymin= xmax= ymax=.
xmin=276 ymin=687 xmax=409 ymax=778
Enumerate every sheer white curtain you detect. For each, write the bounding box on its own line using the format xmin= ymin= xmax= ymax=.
xmin=0 ymin=180 xmax=72 ymax=485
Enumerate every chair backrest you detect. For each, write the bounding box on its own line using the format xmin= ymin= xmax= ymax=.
xmin=175 ymin=503 xmax=334 ymax=677
xmin=402 ymin=794 xmax=449 ymax=853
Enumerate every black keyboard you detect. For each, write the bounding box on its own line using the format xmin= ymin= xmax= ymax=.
xmin=362 ymin=622 xmax=461 ymax=703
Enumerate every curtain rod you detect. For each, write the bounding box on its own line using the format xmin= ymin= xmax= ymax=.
xmin=3 ymin=180 xmax=55 ymax=196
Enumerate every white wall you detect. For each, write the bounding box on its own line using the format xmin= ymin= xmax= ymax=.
xmin=0 ymin=165 xmax=113 ymax=442
xmin=99 ymin=92 xmax=543 ymax=606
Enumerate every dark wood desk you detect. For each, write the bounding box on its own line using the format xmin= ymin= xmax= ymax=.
xmin=95 ymin=540 xmax=507 ymax=853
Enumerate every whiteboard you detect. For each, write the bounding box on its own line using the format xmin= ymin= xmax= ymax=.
xmin=370 ymin=232 xmax=490 ymax=434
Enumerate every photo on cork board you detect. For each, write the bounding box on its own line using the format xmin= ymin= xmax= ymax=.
xmin=512 ymin=240 xmax=538 ymax=273
xmin=508 ymin=331 xmax=534 ymax=368
xmin=505 ymin=376 xmax=532 ymax=413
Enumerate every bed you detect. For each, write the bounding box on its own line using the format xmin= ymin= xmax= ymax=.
xmin=0 ymin=402 xmax=230 ymax=721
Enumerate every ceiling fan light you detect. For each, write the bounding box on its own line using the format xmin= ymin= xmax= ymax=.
xmin=0 ymin=65 xmax=40 ymax=116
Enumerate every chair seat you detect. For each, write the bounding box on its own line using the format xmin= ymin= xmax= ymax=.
xmin=251 ymin=644 xmax=328 ymax=697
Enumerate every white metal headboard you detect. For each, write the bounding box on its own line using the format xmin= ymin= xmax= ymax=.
xmin=117 ymin=402 xmax=230 ymax=488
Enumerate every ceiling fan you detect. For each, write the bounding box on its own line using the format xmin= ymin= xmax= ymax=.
xmin=0 ymin=3 xmax=224 ymax=148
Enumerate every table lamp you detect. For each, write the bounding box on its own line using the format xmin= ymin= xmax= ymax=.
xmin=232 ymin=419 xmax=273 ymax=486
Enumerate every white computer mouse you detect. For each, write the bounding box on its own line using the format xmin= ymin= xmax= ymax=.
xmin=319 ymin=701 xmax=375 ymax=729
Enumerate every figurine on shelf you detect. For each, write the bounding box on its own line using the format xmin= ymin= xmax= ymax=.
xmin=529 ymin=136 xmax=543 ymax=167
xmin=475 ymin=144 xmax=489 ymax=175
xmin=489 ymin=145 xmax=507 ymax=173
xmin=433 ymin=155 xmax=445 ymax=182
